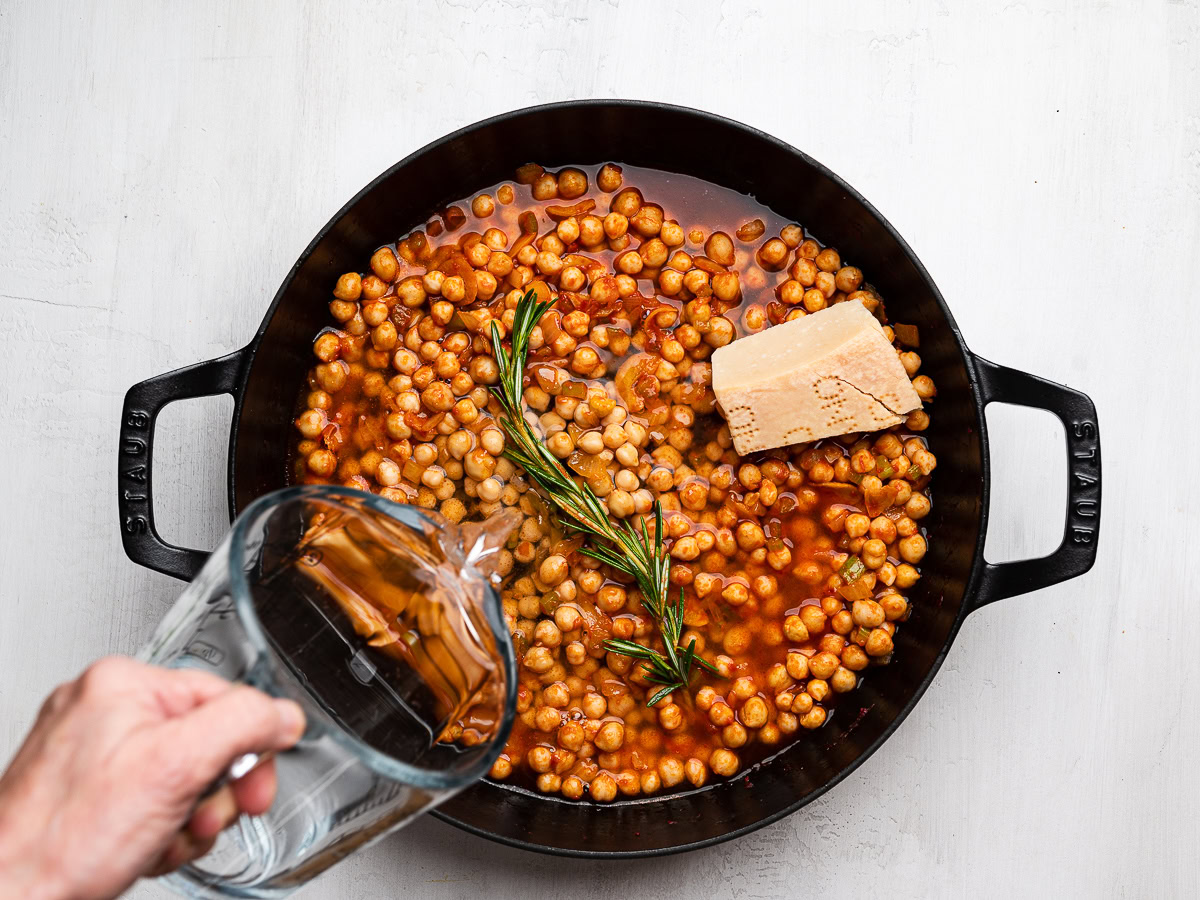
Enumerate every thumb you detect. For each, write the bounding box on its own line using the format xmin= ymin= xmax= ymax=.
xmin=157 ymin=686 xmax=306 ymax=794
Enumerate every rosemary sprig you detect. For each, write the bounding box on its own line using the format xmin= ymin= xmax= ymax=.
xmin=488 ymin=289 xmax=718 ymax=704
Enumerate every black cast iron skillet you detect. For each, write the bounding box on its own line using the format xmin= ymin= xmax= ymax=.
xmin=117 ymin=100 xmax=1102 ymax=857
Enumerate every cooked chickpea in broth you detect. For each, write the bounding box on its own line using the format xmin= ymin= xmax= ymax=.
xmin=290 ymin=163 xmax=936 ymax=802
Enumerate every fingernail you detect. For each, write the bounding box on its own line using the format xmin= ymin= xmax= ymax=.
xmin=274 ymin=699 xmax=306 ymax=742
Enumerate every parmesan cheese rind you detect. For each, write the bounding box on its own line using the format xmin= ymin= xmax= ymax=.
xmin=711 ymin=301 xmax=923 ymax=456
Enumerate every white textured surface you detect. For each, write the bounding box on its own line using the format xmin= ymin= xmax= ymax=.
xmin=1 ymin=1 xmax=1196 ymax=897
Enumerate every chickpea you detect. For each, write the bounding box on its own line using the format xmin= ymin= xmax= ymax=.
xmin=911 ymin=449 xmax=938 ymax=477
xmin=548 ymin=774 xmax=580 ymax=799
xmin=422 ymin=270 xmax=446 ymax=296
xmin=796 ymin=287 xmax=825 ymax=313
xmin=419 ymin=382 xmax=453 ymax=413
xmin=570 ymin=430 xmax=601 ymax=456
xmin=562 ymin=641 xmax=586 ymax=667
xmin=774 ymin=279 xmax=803 ymax=307
xmin=656 ymin=757 xmax=684 ymax=788
xmin=409 ymin=443 xmax=436 ymax=467
xmin=763 ymin=664 xmax=790 ymax=694
xmin=314 ymin=360 xmax=349 ymax=392
xmin=305 ymin=449 xmax=336 ymax=477
xmin=640 ymin=238 xmax=669 ymax=268
xmin=614 ymin=443 xmax=639 ymax=469
xmin=704 ymin=231 xmax=735 ymax=266
xmin=722 ymin=625 xmax=752 ymax=655
xmin=729 ymin=522 xmax=764 ymax=553
xmin=531 ymin=173 xmax=558 ymax=200
xmin=707 ymin=748 xmax=738 ymax=777
xmin=806 ymin=651 xmax=838 ymax=681
xmin=861 ymin=538 xmax=888 ymax=570
xmin=683 ymin=268 xmax=711 ymax=299
xmin=680 ymin=758 xmax=706 ymax=788
xmin=740 ymin=697 xmax=769 ymax=729
xmin=757 ymin=238 xmax=788 ymax=270
xmin=532 ymin=249 xmax=562 ymax=278
xmin=879 ymin=593 xmax=908 ymax=621
xmin=799 ymin=706 xmax=827 ymax=730
xmin=658 ymin=268 xmax=684 ymax=296
xmin=437 ymin=275 xmax=464 ymax=304
xmin=787 ymin=257 xmax=817 ymax=288
xmin=815 ymin=247 xmax=841 ymax=272
xmin=657 ymin=705 xmax=686 ymax=734
xmin=843 ymin=513 xmax=872 ymax=540
xmin=467 ymin=194 xmax=495 ymax=218
xmin=333 ymin=272 xmax=362 ymax=301
xmin=614 ymin=249 xmax=643 ymax=276
xmin=295 ymin=409 xmax=325 ymax=439
xmin=911 ymin=375 xmax=937 ymax=401
xmin=464 ymin=448 xmax=496 ymax=482
xmin=525 ymin=644 xmax=559 ymax=674
xmin=564 ymin=343 xmax=601 ymax=375
xmin=598 ymin=214 xmax=630 ymax=245
xmin=869 ymin=516 xmax=898 ymax=544
xmin=782 ymin=619 xmax=811 ymax=643
xmin=721 ymin=722 xmax=748 ymax=748
xmin=557 ymin=168 xmax=588 ymax=199
xmin=611 ymin=188 xmax=642 ymax=217
xmin=543 ymin=431 xmax=573 ymax=459
xmin=595 ymin=721 xmax=625 ymax=753
xmin=575 ymin=215 xmax=603 ymax=247
xmin=629 ymin=770 xmax=658 ymax=796
xmin=846 ymin=600 xmax=883 ymax=630
xmin=329 ymin=299 xmax=356 ymax=323
xmin=833 ymin=642 xmax=867 ymax=672
xmin=420 ymin=465 xmax=446 ymax=490
xmin=487 ymin=754 xmax=516 ymax=781
xmin=530 ymin=556 xmax=566 ymax=591
xmin=607 ymin=489 xmax=635 ymax=519
xmin=630 ymin=204 xmax=664 ymax=238
xmin=779 ymin=654 xmax=809 ymax=687
xmin=521 ymin=745 xmax=555 ymax=775
xmin=597 ymin=164 xmax=623 ymax=192
xmin=479 ymin=428 xmax=505 ymax=455
xmin=597 ymin=584 xmax=627 ymax=614
xmin=899 ymin=534 xmax=927 ymax=564
xmin=533 ymin=705 xmax=563 ymax=732
xmin=866 ymin=628 xmax=894 ymax=657
xmin=799 ymin=605 xmax=827 ymax=635
xmin=708 ymin=702 xmax=735 ymax=727
xmin=557 ymin=314 xmax=588 ymax=344
xmin=772 ymin=224 xmax=799 ymax=248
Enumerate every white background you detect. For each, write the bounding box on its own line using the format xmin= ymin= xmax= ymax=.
xmin=1 ymin=1 xmax=1195 ymax=897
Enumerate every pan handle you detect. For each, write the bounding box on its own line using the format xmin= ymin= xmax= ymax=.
xmin=118 ymin=350 xmax=247 ymax=581
xmin=968 ymin=355 xmax=1101 ymax=610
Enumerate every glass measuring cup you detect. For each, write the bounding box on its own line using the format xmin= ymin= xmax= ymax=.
xmin=139 ymin=485 xmax=518 ymax=898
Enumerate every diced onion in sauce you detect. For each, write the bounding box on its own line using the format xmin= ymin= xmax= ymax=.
xmin=735 ymin=218 xmax=766 ymax=242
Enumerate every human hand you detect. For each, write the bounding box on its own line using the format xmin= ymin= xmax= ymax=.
xmin=0 ymin=657 xmax=305 ymax=900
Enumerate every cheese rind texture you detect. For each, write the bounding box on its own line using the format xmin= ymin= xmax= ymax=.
xmin=711 ymin=301 xmax=923 ymax=456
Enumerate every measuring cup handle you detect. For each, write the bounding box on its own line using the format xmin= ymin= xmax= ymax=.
xmin=118 ymin=350 xmax=248 ymax=581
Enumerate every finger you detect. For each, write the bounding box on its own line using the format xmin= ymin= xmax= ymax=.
xmin=157 ymin=687 xmax=305 ymax=794
xmin=186 ymin=834 xmax=217 ymax=865
xmin=146 ymin=830 xmax=212 ymax=877
xmin=231 ymin=758 xmax=278 ymax=818
xmin=147 ymin=667 xmax=246 ymax=718
xmin=187 ymin=785 xmax=239 ymax=842
xmin=36 ymin=682 xmax=79 ymax=723
xmin=187 ymin=760 xmax=278 ymax=841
